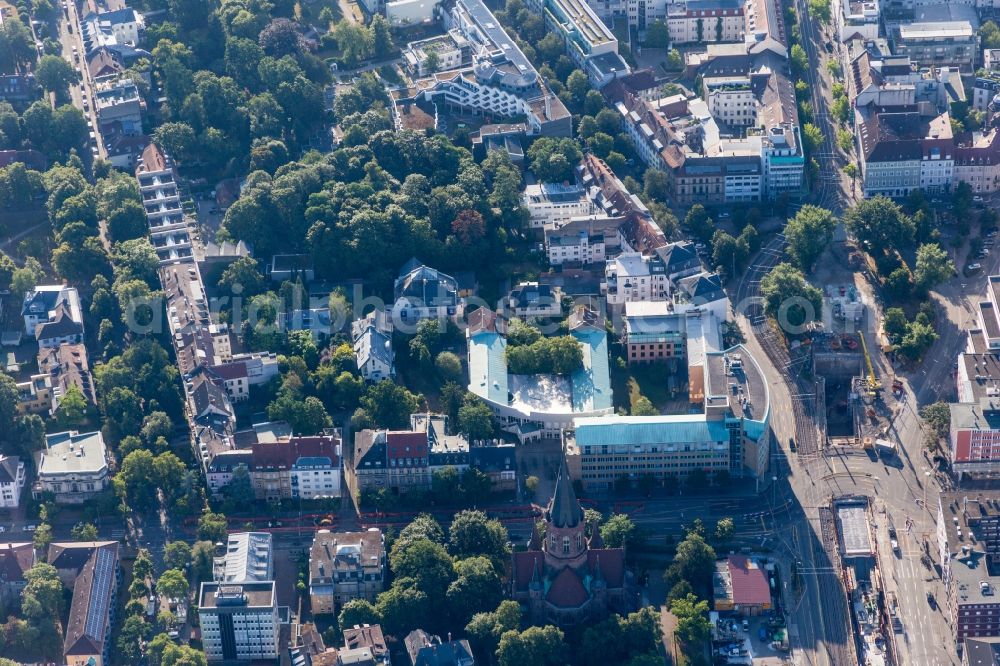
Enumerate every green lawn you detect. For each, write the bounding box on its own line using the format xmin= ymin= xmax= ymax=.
xmin=611 ymin=357 xmax=688 ymax=414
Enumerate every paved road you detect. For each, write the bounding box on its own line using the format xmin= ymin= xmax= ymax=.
xmin=58 ymin=1 xmax=104 ymax=159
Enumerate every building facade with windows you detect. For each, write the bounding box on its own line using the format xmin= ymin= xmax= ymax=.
xmin=564 ymin=344 xmax=771 ymax=489
xmin=34 ymin=431 xmax=110 ymax=504
xmin=199 ymin=582 xmax=280 ymax=663
xmin=0 ymin=456 xmax=26 ymax=508
xmin=309 ymin=529 xmax=386 ymax=614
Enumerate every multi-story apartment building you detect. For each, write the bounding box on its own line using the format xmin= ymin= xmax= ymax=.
xmin=856 ymin=108 xmax=953 ymax=197
xmin=602 ymin=242 xmax=702 ymax=306
xmin=390 ymin=0 xmax=572 ymax=137
xmin=309 ymin=529 xmax=386 ymax=614
xmin=199 ymin=582 xmax=280 ymax=663
xmin=200 ymin=352 xmax=279 ymax=403
xmin=353 ymin=311 xmax=395 ymax=382
xmin=526 ymin=0 xmax=631 ymax=86
xmin=80 ymin=7 xmax=144 ymax=50
xmin=0 ymin=455 xmax=26 ymax=508
xmin=973 ymin=76 xmax=1000 ymax=112
xmin=524 ymin=182 xmax=594 ymax=230
xmin=539 ymin=154 xmax=647 ymax=265
xmin=836 ymin=0 xmax=879 ymax=42
xmin=0 ymin=542 xmax=33 ymax=603
xmin=16 ymin=373 xmax=53 ymax=416
xmin=890 ymin=21 xmax=977 ymax=72
xmin=610 ymin=42 xmax=803 ymax=203
xmin=34 ymin=431 xmax=110 ymax=504
xmin=22 ymin=285 xmax=85 ymax=347
xmin=704 ymin=75 xmax=757 ymax=126
xmin=349 ymin=429 xmax=433 ymax=495
xmin=939 ymin=493 xmax=1000 ymax=644
xmin=93 ymin=76 xmax=143 ymax=135
xmin=38 ymin=343 xmax=97 ymax=410
xmin=603 ymin=252 xmax=670 ymax=305
xmin=401 ymin=30 xmax=473 ymax=76
xmin=251 ymin=435 xmax=342 ymax=501
xmin=955 ymin=130 xmax=1000 ymax=194
xmin=392 ymin=259 xmax=461 ymax=326
xmin=665 ymin=0 xmax=745 ymax=43
xmin=137 ymin=144 xmax=192 ymax=265
xmin=546 ymin=222 xmax=612 ymax=265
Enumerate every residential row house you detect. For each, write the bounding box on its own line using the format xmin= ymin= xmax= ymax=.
xmin=205 ymin=423 xmax=342 ymax=500
xmin=309 ymin=529 xmax=386 ymax=614
xmin=49 ymin=541 xmax=120 ymax=666
xmin=845 ymin=45 xmax=1000 ymax=196
xmin=609 ymin=42 xmax=804 ymax=203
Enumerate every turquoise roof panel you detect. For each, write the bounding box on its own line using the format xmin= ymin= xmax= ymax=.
xmin=573 ymin=414 xmax=731 ymax=446
xmin=571 ymin=328 xmax=613 ymax=413
xmin=468 ymin=331 xmax=509 ymax=405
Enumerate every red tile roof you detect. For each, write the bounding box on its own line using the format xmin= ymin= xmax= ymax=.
xmin=251 ymin=435 xmax=340 ymax=470
xmin=511 ymin=551 xmax=544 ymax=592
xmin=385 ymin=431 xmax=428 ymax=461
xmin=546 ymin=567 xmax=588 ymax=608
xmin=588 ymin=549 xmax=625 ymax=587
xmin=727 ymin=555 xmax=771 ymax=606
xmin=208 ymin=361 xmax=248 ymax=381
xmin=0 ymin=542 xmax=33 ymax=584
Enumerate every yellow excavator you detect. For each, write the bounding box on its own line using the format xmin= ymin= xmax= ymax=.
xmin=859 ymin=334 xmax=881 ymax=397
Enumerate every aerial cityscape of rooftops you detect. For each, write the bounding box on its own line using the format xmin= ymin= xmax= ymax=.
xmin=4 ymin=0 xmax=1000 ymax=662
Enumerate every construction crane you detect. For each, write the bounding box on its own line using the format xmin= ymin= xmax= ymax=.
xmin=859 ymin=333 xmax=881 ymax=397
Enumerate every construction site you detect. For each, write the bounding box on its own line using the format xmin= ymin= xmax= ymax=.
xmin=814 ymin=286 xmax=901 ymax=452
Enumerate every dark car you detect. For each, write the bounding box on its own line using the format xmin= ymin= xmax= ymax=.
xmin=927 ymin=592 xmax=936 ymax=609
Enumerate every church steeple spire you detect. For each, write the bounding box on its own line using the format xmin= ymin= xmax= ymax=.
xmin=548 ymin=456 xmax=583 ymax=529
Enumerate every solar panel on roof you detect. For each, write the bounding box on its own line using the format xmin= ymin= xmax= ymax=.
xmin=85 ymin=548 xmax=115 ymax=640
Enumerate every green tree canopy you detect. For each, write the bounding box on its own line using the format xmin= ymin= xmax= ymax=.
xmin=759 ymin=262 xmax=823 ymax=330
xmin=785 ymin=205 xmax=836 ymax=271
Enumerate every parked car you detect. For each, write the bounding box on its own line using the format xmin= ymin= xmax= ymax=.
xmin=968 ymin=263 xmax=983 ymax=271
xmin=974 ymin=195 xmax=985 ymax=203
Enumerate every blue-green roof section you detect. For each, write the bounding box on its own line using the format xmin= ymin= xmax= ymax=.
xmin=468 ymin=331 xmax=508 ymax=405
xmin=571 ymin=328 xmax=613 ymax=413
xmin=572 ymin=415 xmax=731 ymax=447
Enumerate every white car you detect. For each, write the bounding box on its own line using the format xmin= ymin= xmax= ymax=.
xmin=0 ymin=526 xmax=6 ymax=533
xmin=975 ymin=195 xmax=985 ymax=203
xmin=22 ymin=524 xmax=36 ymax=532
xmin=968 ymin=263 xmax=983 ymax=271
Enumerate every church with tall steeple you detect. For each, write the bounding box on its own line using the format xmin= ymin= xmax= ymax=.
xmin=510 ymin=459 xmax=636 ymax=625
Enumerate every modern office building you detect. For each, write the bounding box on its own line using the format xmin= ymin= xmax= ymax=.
xmin=564 ymin=343 xmax=771 ymax=488
xmin=467 ymin=307 xmax=614 ymax=440
xmin=199 ymin=582 xmax=280 ymax=662
xmin=527 ymin=0 xmax=632 ymax=86
xmin=390 ymin=0 xmax=572 ymax=137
